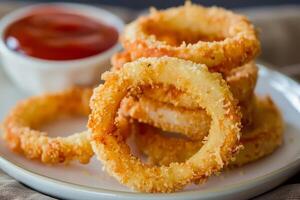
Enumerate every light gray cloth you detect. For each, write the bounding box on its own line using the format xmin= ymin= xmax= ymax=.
xmin=0 ymin=3 xmax=300 ymax=200
xmin=253 ymin=184 xmax=300 ymax=200
xmin=0 ymin=170 xmax=55 ymax=200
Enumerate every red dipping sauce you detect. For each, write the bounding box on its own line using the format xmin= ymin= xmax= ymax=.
xmin=4 ymin=7 xmax=119 ymax=60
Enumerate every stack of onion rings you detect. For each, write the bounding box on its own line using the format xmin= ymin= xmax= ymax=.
xmin=107 ymin=4 xmax=282 ymax=192
xmin=107 ymin=4 xmax=283 ymax=191
xmin=110 ymin=3 xmax=261 ymax=149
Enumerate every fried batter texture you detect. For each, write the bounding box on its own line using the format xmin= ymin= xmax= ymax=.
xmin=2 ymin=88 xmax=94 ymax=164
xmin=112 ymin=51 xmax=257 ymax=135
xmin=122 ymin=2 xmax=260 ymax=73
xmin=120 ymin=96 xmax=211 ymax=140
xmin=112 ymin=51 xmax=258 ymax=104
xmin=121 ymin=94 xmax=255 ymax=140
xmin=135 ymin=96 xmax=283 ymax=167
xmin=88 ymin=57 xmax=242 ymax=192
xmin=2 ymin=88 xmax=133 ymax=164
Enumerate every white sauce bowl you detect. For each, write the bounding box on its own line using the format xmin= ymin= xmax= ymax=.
xmin=0 ymin=3 xmax=124 ymax=94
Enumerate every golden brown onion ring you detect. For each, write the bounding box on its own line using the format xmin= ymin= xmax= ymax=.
xmin=135 ymin=96 xmax=283 ymax=167
xmin=122 ymin=2 xmax=260 ymax=73
xmin=231 ymin=97 xmax=284 ymax=166
xmin=111 ymin=51 xmax=258 ymax=104
xmin=121 ymin=95 xmax=255 ymax=140
xmin=2 ymin=88 xmax=93 ymax=164
xmin=88 ymin=57 xmax=241 ymax=192
xmin=120 ymin=96 xmax=211 ymax=140
xmin=112 ymin=51 xmax=257 ymax=132
xmin=2 ymin=88 xmax=133 ymax=164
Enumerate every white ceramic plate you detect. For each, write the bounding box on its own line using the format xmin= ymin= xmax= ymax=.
xmin=0 ymin=64 xmax=300 ymax=200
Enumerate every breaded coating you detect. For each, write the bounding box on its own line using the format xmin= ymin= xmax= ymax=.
xmin=88 ymin=57 xmax=241 ymax=192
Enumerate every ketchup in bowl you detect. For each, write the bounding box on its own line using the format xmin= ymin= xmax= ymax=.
xmin=4 ymin=6 xmax=119 ymax=60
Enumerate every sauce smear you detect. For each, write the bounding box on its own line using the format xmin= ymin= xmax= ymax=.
xmin=4 ymin=7 xmax=119 ymax=60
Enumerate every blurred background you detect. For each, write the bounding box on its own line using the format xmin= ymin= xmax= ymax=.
xmin=1 ymin=0 xmax=300 ymax=79
xmin=5 ymin=0 xmax=300 ymax=10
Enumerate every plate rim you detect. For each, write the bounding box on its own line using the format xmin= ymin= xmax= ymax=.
xmin=0 ymin=64 xmax=300 ymax=199
xmin=1 ymin=146 xmax=300 ymax=199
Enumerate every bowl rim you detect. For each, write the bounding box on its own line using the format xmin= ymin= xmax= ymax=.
xmin=0 ymin=2 xmax=124 ymax=68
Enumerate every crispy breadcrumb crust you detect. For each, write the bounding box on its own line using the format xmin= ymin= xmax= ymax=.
xmin=111 ymin=51 xmax=258 ymax=104
xmin=112 ymin=51 xmax=257 ymax=133
xmin=122 ymin=2 xmax=260 ymax=73
xmin=120 ymin=94 xmax=255 ymax=140
xmin=135 ymin=96 xmax=283 ymax=168
xmin=120 ymin=96 xmax=211 ymax=140
xmin=88 ymin=57 xmax=241 ymax=192
xmin=230 ymin=96 xmax=284 ymax=166
xmin=2 ymin=88 xmax=94 ymax=164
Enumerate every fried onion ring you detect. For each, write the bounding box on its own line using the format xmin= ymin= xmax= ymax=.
xmin=113 ymin=51 xmax=257 ymax=133
xmin=88 ymin=57 xmax=241 ymax=192
xmin=122 ymin=2 xmax=260 ymax=72
xmin=2 ymin=88 xmax=134 ymax=164
xmin=231 ymin=97 xmax=284 ymax=166
xmin=135 ymin=96 xmax=283 ymax=167
xmin=121 ymin=95 xmax=255 ymax=140
xmin=2 ymin=88 xmax=93 ymax=164
xmin=112 ymin=51 xmax=258 ymax=104
xmin=120 ymin=96 xmax=211 ymax=140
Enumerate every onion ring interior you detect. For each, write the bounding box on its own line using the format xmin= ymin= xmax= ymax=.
xmin=134 ymin=96 xmax=283 ymax=168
